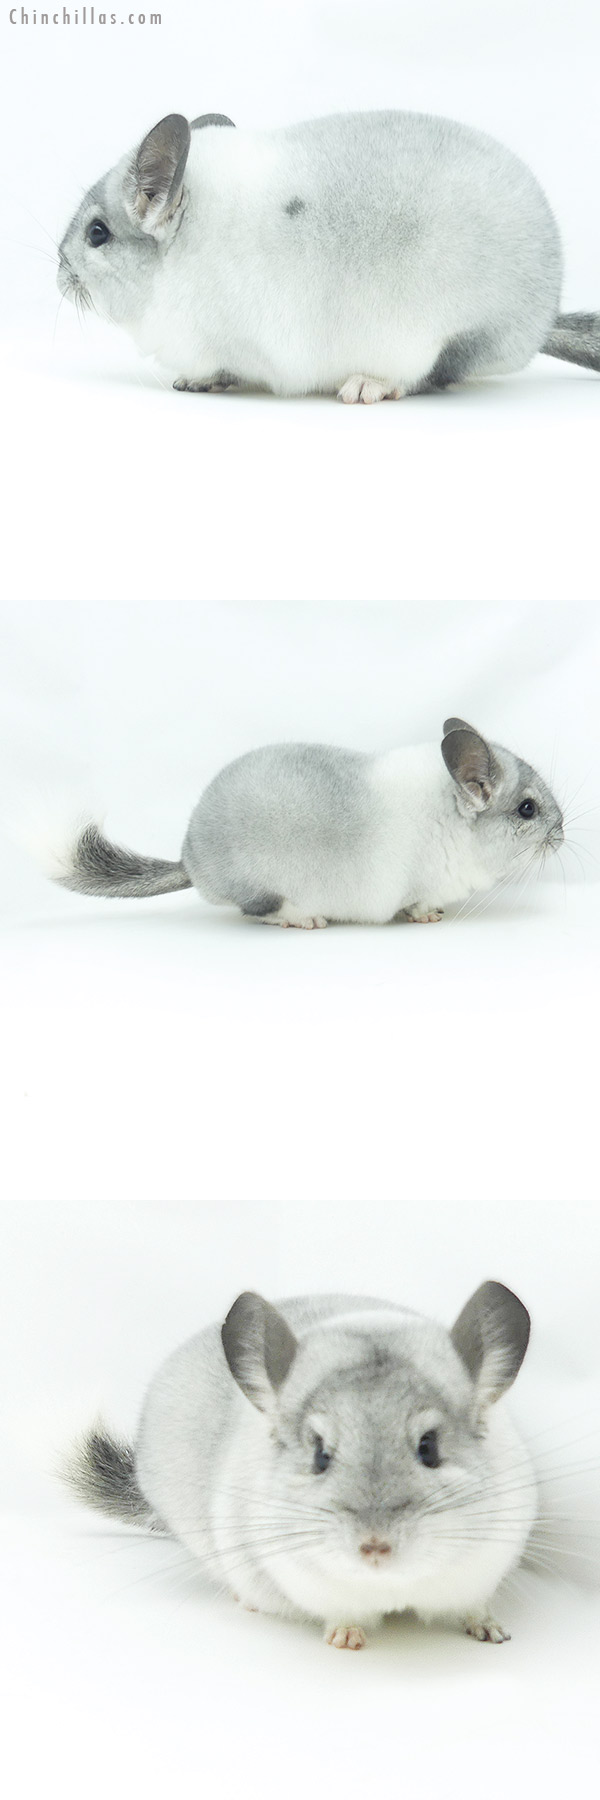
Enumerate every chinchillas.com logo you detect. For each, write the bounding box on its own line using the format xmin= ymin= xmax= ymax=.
xmin=9 ymin=7 xmax=162 ymax=21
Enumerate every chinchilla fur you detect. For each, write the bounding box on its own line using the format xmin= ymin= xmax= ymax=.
xmin=57 ymin=108 xmax=600 ymax=399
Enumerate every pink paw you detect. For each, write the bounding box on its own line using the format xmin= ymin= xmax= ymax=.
xmin=405 ymin=907 xmax=444 ymax=924
xmin=325 ymin=1624 xmax=367 ymax=1650
xmin=337 ymin=375 xmax=404 ymax=405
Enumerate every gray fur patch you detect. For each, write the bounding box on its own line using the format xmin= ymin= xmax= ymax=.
xmin=497 ymin=748 xmax=563 ymax=840
xmin=58 ymin=178 xmax=109 ymax=262
xmin=240 ymin=892 xmax=283 ymax=917
xmin=183 ymin=742 xmax=371 ymax=913
xmin=284 ymin=196 xmax=306 ymax=216
xmin=416 ymin=329 xmax=498 ymax=392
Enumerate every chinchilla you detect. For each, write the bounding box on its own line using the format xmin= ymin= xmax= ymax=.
xmin=50 ymin=718 xmax=564 ymax=928
xmin=64 ymin=1281 xmax=535 ymax=1647
xmin=57 ymin=107 xmax=600 ymax=400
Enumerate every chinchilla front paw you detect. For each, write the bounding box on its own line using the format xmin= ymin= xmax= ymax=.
xmin=325 ymin=1623 xmax=368 ymax=1650
xmin=404 ymin=905 xmax=444 ymax=923
xmin=337 ymin=374 xmax=405 ymax=404
xmin=464 ymin=1614 xmax=511 ymax=1644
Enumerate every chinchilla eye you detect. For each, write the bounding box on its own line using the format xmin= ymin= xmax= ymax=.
xmin=518 ymin=799 xmax=538 ymax=819
xmin=87 ymin=219 xmax=111 ymax=248
xmin=417 ymin=1429 xmax=440 ymax=1469
xmin=312 ymin=1435 xmax=331 ymax=1474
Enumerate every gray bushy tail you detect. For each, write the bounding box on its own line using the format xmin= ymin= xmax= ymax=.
xmin=62 ymin=1424 xmax=162 ymax=1529
xmin=543 ymin=312 xmax=600 ymax=372
xmin=54 ymin=820 xmax=192 ymax=899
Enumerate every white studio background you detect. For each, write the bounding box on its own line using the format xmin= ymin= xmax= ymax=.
xmin=0 ymin=597 xmax=598 ymax=1217
xmin=2 ymin=9 xmax=599 ymax=1789
xmin=2 ymin=0 xmax=600 ymax=603
xmin=1 ymin=1194 xmax=599 ymax=1800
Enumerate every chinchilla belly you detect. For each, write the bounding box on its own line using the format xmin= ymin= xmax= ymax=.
xmin=182 ymin=743 xmax=409 ymax=922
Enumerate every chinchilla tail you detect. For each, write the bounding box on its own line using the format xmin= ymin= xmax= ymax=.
xmin=62 ymin=1424 xmax=162 ymax=1530
xmin=542 ymin=312 xmax=600 ymax=372
xmin=51 ymin=819 xmax=192 ymax=899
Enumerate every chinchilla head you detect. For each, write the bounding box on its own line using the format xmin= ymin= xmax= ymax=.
xmin=441 ymin=717 xmax=563 ymax=878
xmin=221 ymin=1283 xmax=532 ymax=1589
xmin=57 ymin=112 xmax=233 ymax=328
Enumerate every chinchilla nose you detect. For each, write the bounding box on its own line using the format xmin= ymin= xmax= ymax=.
xmin=359 ymin=1536 xmax=391 ymax=1558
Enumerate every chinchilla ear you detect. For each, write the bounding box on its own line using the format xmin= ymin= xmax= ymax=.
xmin=451 ymin=1281 xmax=531 ymax=1410
xmin=441 ymin=724 xmax=501 ymax=812
xmin=443 ymin=717 xmax=474 ymax=736
xmin=190 ymin=113 xmax=236 ymax=130
xmin=127 ymin=114 xmax=191 ymax=233
xmin=221 ymin=1292 xmax=298 ymax=1413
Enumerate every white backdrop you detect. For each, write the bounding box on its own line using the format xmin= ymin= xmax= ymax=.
xmin=2 ymin=6 xmax=600 ymax=1789
xmin=2 ymin=0 xmax=600 ymax=603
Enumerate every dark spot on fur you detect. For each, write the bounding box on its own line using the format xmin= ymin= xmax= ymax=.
xmin=284 ymin=196 xmax=306 ymax=217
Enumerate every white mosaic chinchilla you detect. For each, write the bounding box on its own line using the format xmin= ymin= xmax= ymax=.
xmin=52 ymin=718 xmax=564 ymax=928
xmin=65 ymin=1281 xmax=534 ymax=1648
xmin=57 ymin=108 xmax=600 ymax=400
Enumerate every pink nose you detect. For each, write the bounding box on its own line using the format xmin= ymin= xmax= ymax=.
xmin=360 ymin=1537 xmax=391 ymax=1558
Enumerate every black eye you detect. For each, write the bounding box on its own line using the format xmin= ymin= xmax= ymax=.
xmin=417 ymin=1429 xmax=440 ymax=1469
xmin=312 ymin=1435 xmax=331 ymax=1474
xmin=87 ymin=219 xmax=111 ymax=248
xmin=518 ymin=799 xmax=538 ymax=819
